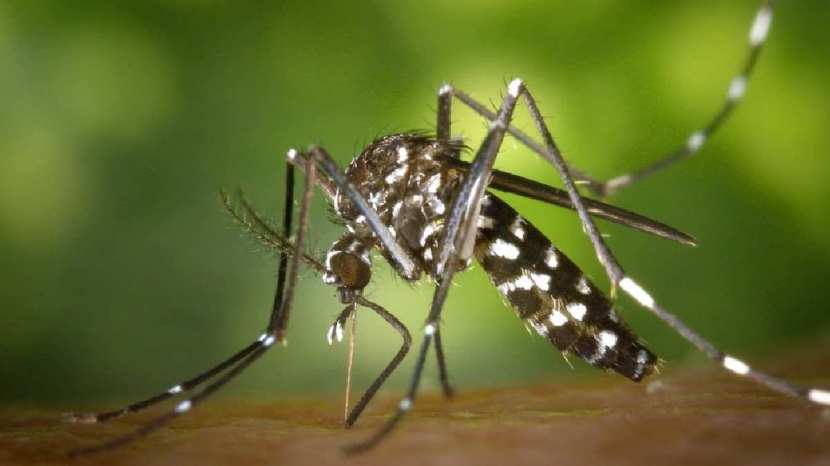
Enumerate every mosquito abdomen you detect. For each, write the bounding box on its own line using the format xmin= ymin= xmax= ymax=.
xmin=474 ymin=193 xmax=657 ymax=381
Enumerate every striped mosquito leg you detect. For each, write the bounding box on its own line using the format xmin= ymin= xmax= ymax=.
xmin=437 ymin=78 xmax=520 ymax=272
xmin=69 ymin=335 xmax=278 ymax=457
xmin=513 ymin=80 xmax=628 ymax=286
xmin=69 ymin=153 xmax=317 ymax=456
xmin=68 ymin=156 xmax=299 ymax=427
xmin=434 ymin=81 xmax=487 ymax=400
xmin=599 ymin=1 xmax=775 ymax=196
xmin=618 ymin=277 xmax=830 ymax=406
xmin=450 ymin=2 xmax=775 ymax=198
xmin=65 ymin=340 xmax=263 ymax=425
xmin=269 ymin=159 xmax=295 ymax=334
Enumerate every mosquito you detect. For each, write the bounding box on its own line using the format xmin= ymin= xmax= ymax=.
xmin=68 ymin=0 xmax=829 ymax=456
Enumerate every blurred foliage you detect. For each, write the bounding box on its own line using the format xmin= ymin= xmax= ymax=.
xmin=1 ymin=1 xmax=829 ymax=405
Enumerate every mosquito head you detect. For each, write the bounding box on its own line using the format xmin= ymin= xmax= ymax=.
xmin=331 ymin=251 xmax=372 ymax=304
xmin=323 ymin=235 xmax=373 ymax=304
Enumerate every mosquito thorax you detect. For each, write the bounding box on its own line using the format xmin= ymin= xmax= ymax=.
xmin=334 ymin=134 xmax=462 ymax=223
xmin=326 ymin=134 xmax=466 ymax=283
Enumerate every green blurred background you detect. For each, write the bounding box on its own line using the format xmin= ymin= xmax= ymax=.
xmin=1 ymin=1 xmax=829 ymax=406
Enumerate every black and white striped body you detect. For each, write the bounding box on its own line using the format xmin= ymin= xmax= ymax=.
xmin=475 ymin=193 xmax=656 ymax=380
xmin=324 ymin=134 xmax=468 ymax=289
xmin=324 ymin=133 xmax=657 ymax=381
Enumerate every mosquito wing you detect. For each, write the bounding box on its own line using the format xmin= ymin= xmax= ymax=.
xmin=441 ymin=156 xmax=695 ymax=246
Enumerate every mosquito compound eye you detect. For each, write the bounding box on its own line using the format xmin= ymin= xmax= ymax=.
xmin=331 ymin=251 xmax=371 ymax=304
